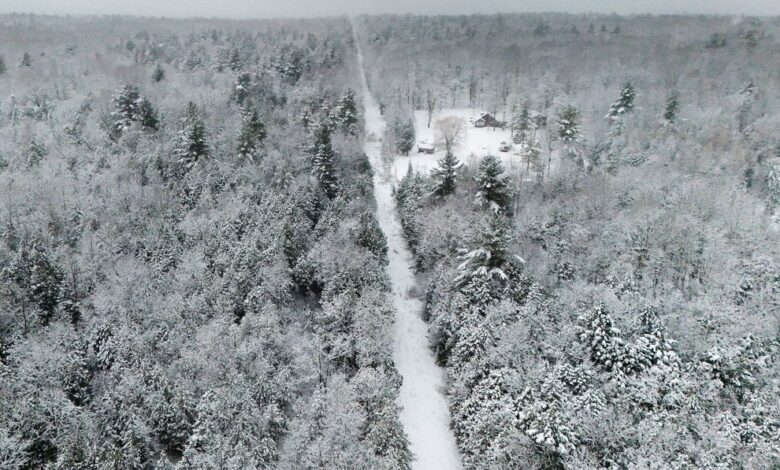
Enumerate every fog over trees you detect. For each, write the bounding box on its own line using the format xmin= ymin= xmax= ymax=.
xmin=0 ymin=9 xmax=778 ymax=470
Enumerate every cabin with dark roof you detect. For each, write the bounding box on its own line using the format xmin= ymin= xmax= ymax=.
xmin=417 ymin=142 xmax=435 ymax=154
xmin=474 ymin=112 xmax=498 ymax=128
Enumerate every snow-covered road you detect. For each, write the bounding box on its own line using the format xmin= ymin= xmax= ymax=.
xmin=351 ymin=19 xmax=463 ymax=470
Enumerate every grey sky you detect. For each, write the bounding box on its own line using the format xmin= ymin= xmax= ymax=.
xmin=0 ymin=0 xmax=778 ymax=19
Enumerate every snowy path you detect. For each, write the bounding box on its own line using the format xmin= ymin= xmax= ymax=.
xmin=351 ymin=19 xmax=463 ymax=470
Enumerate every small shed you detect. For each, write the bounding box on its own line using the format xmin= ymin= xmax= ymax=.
xmin=474 ymin=112 xmax=498 ymax=128
xmin=417 ymin=142 xmax=435 ymax=154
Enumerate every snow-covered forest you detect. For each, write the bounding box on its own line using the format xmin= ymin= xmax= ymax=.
xmin=353 ymin=12 xmax=780 ymax=470
xmin=0 ymin=14 xmax=411 ymax=469
xmin=0 ymin=9 xmax=778 ymax=470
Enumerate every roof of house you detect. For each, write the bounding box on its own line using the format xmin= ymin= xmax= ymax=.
xmin=418 ymin=142 xmax=435 ymax=150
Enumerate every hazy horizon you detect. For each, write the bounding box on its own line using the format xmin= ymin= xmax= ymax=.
xmin=1 ymin=0 xmax=779 ymax=20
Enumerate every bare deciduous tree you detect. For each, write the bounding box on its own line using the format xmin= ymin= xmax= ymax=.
xmin=435 ymin=116 xmax=466 ymax=153
xmin=426 ymin=89 xmax=437 ymax=128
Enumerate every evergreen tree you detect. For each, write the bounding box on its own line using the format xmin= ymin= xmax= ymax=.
xmin=431 ymin=150 xmax=460 ymax=197
xmin=111 ymin=84 xmax=141 ymax=136
xmin=601 ymin=83 xmax=637 ymax=173
xmin=512 ymin=99 xmax=533 ymax=144
xmin=556 ymin=105 xmax=581 ymax=144
xmin=556 ymin=105 xmax=582 ymax=167
xmin=232 ymin=72 xmax=252 ymax=105
xmin=213 ymin=47 xmax=230 ymax=72
xmin=455 ymin=213 xmax=516 ymax=285
xmin=227 ymin=47 xmax=242 ymax=71
xmin=0 ymin=56 xmax=6 ymax=75
xmin=236 ymin=109 xmax=266 ymax=162
xmin=393 ymin=116 xmax=415 ymax=155
xmin=20 ymin=52 xmax=32 ymax=68
xmin=333 ymin=89 xmax=359 ymax=134
xmin=605 ymin=80 xmax=637 ymax=121
xmin=62 ymin=344 xmax=92 ymax=405
xmin=310 ymin=122 xmax=339 ymax=198
xmin=65 ymin=101 xmax=93 ymax=145
xmin=475 ymin=154 xmax=511 ymax=212
xmin=354 ymin=212 xmax=388 ymax=264
xmin=2 ymin=240 xmax=63 ymax=325
xmin=152 ymin=63 xmax=165 ymax=82
xmin=137 ymin=98 xmax=159 ymax=132
xmin=27 ymin=139 xmax=48 ymax=167
xmin=174 ymin=102 xmax=209 ymax=172
xmin=394 ymin=163 xmax=427 ymax=247
xmin=663 ymin=91 xmax=680 ymax=124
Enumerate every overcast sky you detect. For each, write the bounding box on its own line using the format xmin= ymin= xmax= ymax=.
xmin=0 ymin=0 xmax=778 ymax=19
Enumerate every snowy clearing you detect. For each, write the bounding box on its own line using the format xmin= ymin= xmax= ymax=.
xmin=388 ymin=108 xmax=555 ymax=182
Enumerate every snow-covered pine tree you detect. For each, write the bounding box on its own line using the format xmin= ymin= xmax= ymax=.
xmin=475 ymin=154 xmax=511 ymax=213
xmin=61 ymin=343 xmax=92 ymax=406
xmin=636 ymin=306 xmax=679 ymax=370
xmin=517 ymin=389 xmax=577 ymax=459
xmin=556 ymin=105 xmax=581 ymax=144
xmin=512 ymin=99 xmax=534 ymax=144
xmin=173 ymin=102 xmax=209 ymax=172
xmin=0 ymin=56 xmax=6 ymax=75
xmin=228 ymin=47 xmax=242 ymax=71
xmin=451 ymin=368 xmax=519 ymax=467
xmin=354 ymin=212 xmax=388 ymax=264
xmin=65 ymin=100 xmax=93 ymax=146
xmin=212 ymin=47 xmax=230 ymax=72
xmin=333 ymin=89 xmax=359 ymax=134
xmin=556 ymin=105 xmax=583 ymax=168
xmin=137 ymin=98 xmax=159 ymax=132
xmin=180 ymin=387 xmax=277 ymax=469
xmin=431 ymin=150 xmax=460 ymax=197
xmin=232 ymin=71 xmax=252 ymax=106
xmin=26 ymin=139 xmax=48 ymax=167
xmin=310 ymin=121 xmax=339 ymax=198
xmin=351 ymin=369 xmax=413 ymax=470
xmin=577 ymin=303 xmax=625 ymax=373
xmin=455 ymin=213 xmax=518 ymax=285
xmin=663 ymin=91 xmax=680 ymax=124
xmin=605 ymin=80 xmax=637 ymax=122
xmin=111 ymin=84 xmax=141 ymax=136
xmin=2 ymin=240 xmax=64 ymax=325
xmin=236 ymin=109 xmax=266 ymax=162
xmin=394 ymin=163 xmax=427 ymax=247
xmin=393 ymin=115 xmax=415 ymax=155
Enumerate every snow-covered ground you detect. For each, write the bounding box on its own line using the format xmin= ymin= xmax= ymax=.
xmin=389 ymin=108 xmax=548 ymax=181
xmin=353 ymin=21 xmax=463 ymax=470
